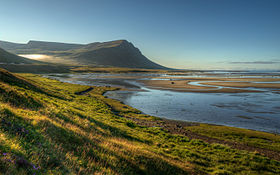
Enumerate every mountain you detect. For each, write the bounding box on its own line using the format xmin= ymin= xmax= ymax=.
xmin=0 ymin=47 xmax=71 ymax=73
xmin=0 ymin=47 xmax=37 ymax=64
xmin=0 ymin=40 xmax=84 ymax=54
xmin=25 ymin=40 xmax=84 ymax=51
xmin=67 ymin=40 xmax=166 ymax=69
xmin=0 ymin=40 xmax=168 ymax=69
xmin=0 ymin=40 xmax=25 ymax=50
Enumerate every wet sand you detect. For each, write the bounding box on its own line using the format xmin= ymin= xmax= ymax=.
xmin=140 ymin=80 xmax=216 ymax=89
xmin=47 ymin=73 xmax=280 ymax=93
xmin=152 ymin=76 xmax=280 ymax=82
xmin=200 ymin=81 xmax=280 ymax=89
xmin=139 ymin=79 xmax=261 ymax=93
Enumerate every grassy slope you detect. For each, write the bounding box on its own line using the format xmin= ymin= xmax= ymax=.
xmin=0 ymin=70 xmax=279 ymax=174
xmin=188 ymin=124 xmax=280 ymax=152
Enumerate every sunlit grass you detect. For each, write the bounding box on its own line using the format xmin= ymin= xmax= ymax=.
xmin=0 ymin=71 xmax=279 ymax=174
xmin=189 ymin=124 xmax=280 ymax=152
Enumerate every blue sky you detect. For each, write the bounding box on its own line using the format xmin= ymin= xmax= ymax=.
xmin=0 ymin=0 xmax=280 ymax=70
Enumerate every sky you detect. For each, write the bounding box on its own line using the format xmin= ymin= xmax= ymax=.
xmin=0 ymin=0 xmax=280 ymax=70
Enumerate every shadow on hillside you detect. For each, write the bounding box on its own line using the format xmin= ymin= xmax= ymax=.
xmin=0 ymin=68 xmax=67 ymax=100
xmin=0 ymin=108 xmax=191 ymax=174
xmin=51 ymin=110 xmax=152 ymax=144
xmin=0 ymin=86 xmax=43 ymax=110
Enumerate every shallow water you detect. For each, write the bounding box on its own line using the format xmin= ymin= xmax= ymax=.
xmin=106 ymin=84 xmax=280 ymax=133
xmin=45 ymin=72 xmax=280 ymax=133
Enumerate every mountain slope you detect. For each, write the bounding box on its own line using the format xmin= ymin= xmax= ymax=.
xmin=0 ymin=47 xmax=71 ymax=73
xmin=0 ymin=47 xmax=37 ymax=64
xmin=25 ymin=40 xmax=84 ymax=51
xmin=0 ymin=40 xmax=84 ymax=53
xmin=0 ymin=40 xmax=25 ymax=50
xmin=0 ymin=40 xmax=168 ymax=69
xmin=68 ymin=40 xmax=166 ymax=69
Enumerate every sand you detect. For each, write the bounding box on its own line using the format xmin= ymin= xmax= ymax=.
xmin=139 ymin=80 xmax=216 ymax=90
xmin=138 ymin=79 xmax=260 ymax=93
xmin=200 ymin=81 xmax=280 ymax=89
xmin=138 ymin=77 xmax=280 ymax=93
xmin=152 ymin=76 xmax=280 ymax=82
xmin=69 ymin=74 xmax=280 ymax=93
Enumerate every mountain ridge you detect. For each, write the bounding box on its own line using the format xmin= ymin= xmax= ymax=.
xmin=0 ymin=40 xmax=168 ymax=69
xmin=0 ymin=47 xmax=38 ymax=64
xmin=26 ymin=40 xmax=84 ymax=51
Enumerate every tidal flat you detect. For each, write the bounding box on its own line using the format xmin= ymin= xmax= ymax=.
xmin=45 ymin=70 xmax=280 ymax=133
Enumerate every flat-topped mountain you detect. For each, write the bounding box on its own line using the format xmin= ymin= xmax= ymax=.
xmin=26 ymin=40 xmax=84 ymax=51
xmin=68 ymin=40 xmax=166 ymax=69
xmin=0 ymin=40 xmax=167 ymax=69
xmin=0 ymin=40 xmax=84 ymax=53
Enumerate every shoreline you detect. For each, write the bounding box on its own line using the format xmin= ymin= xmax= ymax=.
xmin=45 ymin=73 xmax=280 ymax=134
xmin=101 ymin=88 xmax=280 ymax=161
xmin=104 ymin=88 xmax=279 ymax=134
xmin=45 ymin=73 xmax=280 ymax=133
xmin=44 ymin=72 xmax=280 ymax=93
xmin=8 ymin=72 xmax=278 ymax=174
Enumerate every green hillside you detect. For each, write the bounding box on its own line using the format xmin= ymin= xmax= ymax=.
xmin=0 ymin=69 xmax=279 ymax=174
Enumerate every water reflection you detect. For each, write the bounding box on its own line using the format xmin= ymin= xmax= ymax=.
xmin=45 ymin=73 xmax=280 ymax=133
xmin=106 ymin=87 xmax=280 ymax=133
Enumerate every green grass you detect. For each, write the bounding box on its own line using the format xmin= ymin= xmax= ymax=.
xmin=0 ymin=70 xmax=279 ymax=174
xmin=187 ymin=124 xmax=280 ymax=152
